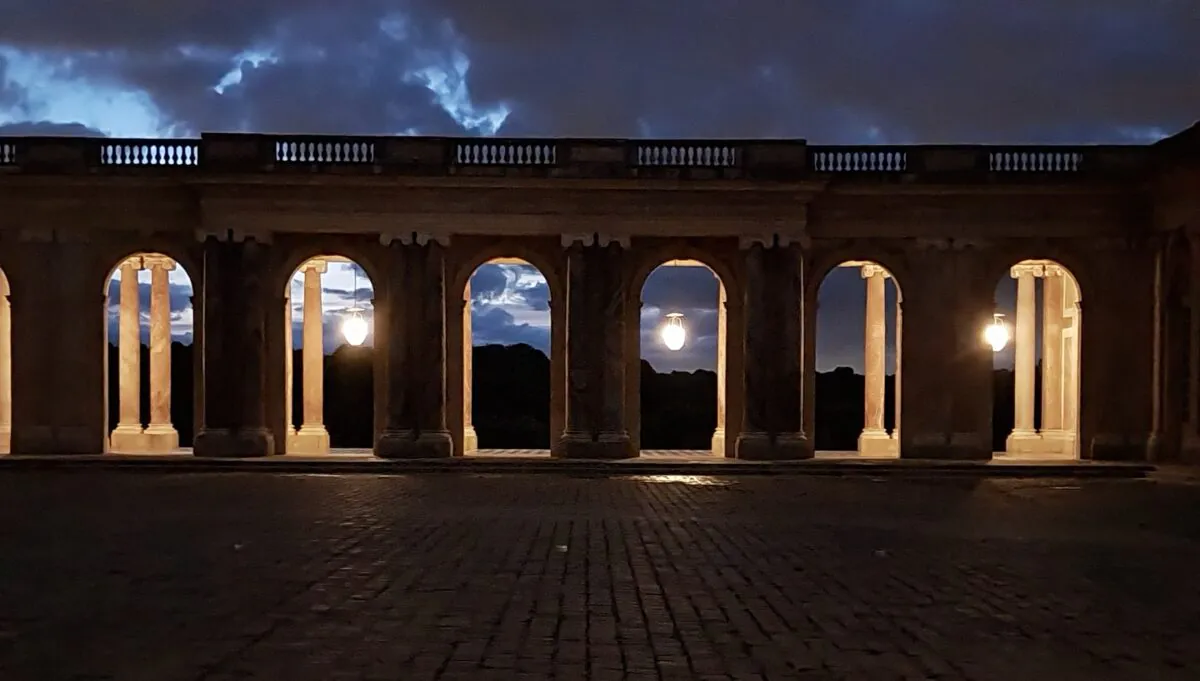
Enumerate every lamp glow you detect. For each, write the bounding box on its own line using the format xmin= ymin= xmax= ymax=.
xmin=660 ymin=312 xmax=686 ymax=351
xmin=983 ymin=313 xmax=1010 ymax=352
xmin=342 ymin=309 xmax=369 ymax=347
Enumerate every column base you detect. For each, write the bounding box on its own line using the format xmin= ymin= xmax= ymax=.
xmin=290 ymin=425 xmax=330 ymax=455
xmin=463 ymin=426 xmax=479 ymax=454
xmin=557 ymin=431 xmax=636 ymax=460
xmin=143 ymin=424 xmax=179 ymax=453
xmin=711 ymin=427 xmax=726 ymax=457
xmin=0 ymin=425 xmax=9 ymax=454
xmin=1005 ymin=429 xmax=1077 ymax=457
xmin=193 ymin=428 xmax=274 ymax=458
xmin=374 ymin=430 xmax=454 ymax=459
xmin=735 ymin=431 xmax=814 ymax=461
xmin=109 ymin=424 xmax=145 ymax=453
xmin=902 ymin=432 xmax=991 ymax=460
xmin=1088 ymin=433 xmax=1150 ymax=462
xmin=857 ymin=429 xmax=897 ymax=457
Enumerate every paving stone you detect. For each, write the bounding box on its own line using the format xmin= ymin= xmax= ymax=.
xmin=0 ymin=473 xmax=1196 ymax=680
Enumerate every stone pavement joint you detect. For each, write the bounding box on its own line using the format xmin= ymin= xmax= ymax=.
xmin=0 ymin=473 xmax=1197 ymax=680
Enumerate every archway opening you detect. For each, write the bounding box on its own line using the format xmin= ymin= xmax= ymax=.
xmin=0 ymin=268 xmax=10 ymax=454
xmin=283 ymin=256 xmax=375 ymax=453
xmin=992 ymin=259 xmax=1082 ymax=459
xmin=638 ymin=259 xmax=723 ymax=454
xmin=814 ymin=261 xmax=901 ymax=456
xmin=463 ymin=258 xmax=553 ymax=452
xmin=104 ymin=253 xmax=195 ymax=454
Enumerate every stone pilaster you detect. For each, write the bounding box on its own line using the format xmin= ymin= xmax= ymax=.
xmin=0 ymin=273 xmax=10 ymax=454
xmin=375 ymin=238 xmax=453 ymax=458
xmin=893 ymin=290 xmax=903 ymax=442
xmin=109 ymin=256 xmax=144 ymax=452
xmin=143 ymin=255 xmax=179 ymax=452
xmin=292 ymin=258 xmax=330 ymax=454
xmin=1006 ymin=262 xmax=1042 ymax=453
xmin=282 ymin=289 xmax=295 ymax=452
xmin=711 ymin=282 xmax=728 ymax=456
xmin=193 ymin=237 xmax=274 ymax=457
xmin=734 ymin=238 xmax=812 ymax=460
xmin=462 ymin=280 xmax=478 ymax=453
xmin=858 ymin=263 xmax=892 ymax=456
xmin=559 ymin=236 xmax=635 ymax=459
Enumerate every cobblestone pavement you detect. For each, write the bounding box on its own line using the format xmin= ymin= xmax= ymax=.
xmin=0 ymin=473 xmax=1198 ymax=681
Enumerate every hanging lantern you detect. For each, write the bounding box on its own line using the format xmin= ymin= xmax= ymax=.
xmin=341 ymin=265 xmax=369 ymax=346
xmin=983 ymin=313 xmax=1010 ymax=352
xmin=342 ymin=308 xmax=369 ymax=346
xmin=659 ymin=312 xmax=686 ymax=351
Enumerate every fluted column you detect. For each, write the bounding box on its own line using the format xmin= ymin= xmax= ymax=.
xmin=1007 ymin=262 xmax=1041 ymax=453
xmin=735 ymin=238 xmax=812 ymax=460
xmin=292 ymin=259 xmax=330 ymax=453
xmin=559 ymin=236 xmax=634 ymax=459
xmin=462 ymin=280 xmax=478 ymax=452
xmin=0 ymin=273 xmax=10 ymax=453
xmin=143 ymin=255 xmax=179 ymax=452
xmin=110 ymin=256 xmax=144 ymax=452
xmin=376 ymin=239 xmax=453 ymax=458
xmin=859 ymin=264 xmax=891 ymax=455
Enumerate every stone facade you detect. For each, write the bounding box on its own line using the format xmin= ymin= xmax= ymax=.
xmin=0 ymin=127 xmax=1197 ymax=461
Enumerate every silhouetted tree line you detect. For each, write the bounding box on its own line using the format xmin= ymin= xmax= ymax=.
xmin=108 ymin=343 xmax=1029 ymax=451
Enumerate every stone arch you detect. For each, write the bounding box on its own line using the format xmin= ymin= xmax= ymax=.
xmin=992 ymin=256 xmax=1084 ymax=459
xmin=275 ymin=252 xmax=379 ymax=454
xmin=810 ymin=257 xmax=904 ymax=456
xmin=102 ymin=250 xmax=199 ymax=454
xmin=627 ymin=246 xmax=740 ymax=457
xmin=453 ymin=253 xmax=558 ymax=454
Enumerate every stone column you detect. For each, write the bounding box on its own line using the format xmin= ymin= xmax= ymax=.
xmin=859 ymin=264 xmax=891 ymax=455
xmin=375 ymin=239 xmax=453 ymax=458
xmin=559 ymin=236 xmax=634 ymax=459
xmin=1040 ymin=266 xmax=1071 ymax=455
xmin=1006 ymin=262 xmax=1042 ymax=453
xmin=711 ymin=281 xmax=727 ymax=456
xmin=143 ymin=255 xmax=179 ymax=452
xmin=0 ymin=273 xmax=10 ymax=453
xmin=734 ymin=239 xmax=812 ymax=460
xmin=292 ymin=259 xmax=330 ymax=453
xmin=110 ymin=256 xmax=144 ymax=452
xmin=462 ymin=280 xmax=478 ymax=452
xmin=283 ymin=289 xmax=295 ymax=450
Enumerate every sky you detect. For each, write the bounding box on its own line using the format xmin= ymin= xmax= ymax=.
xmin=8 ymin=1 xmax=1199 ymax=373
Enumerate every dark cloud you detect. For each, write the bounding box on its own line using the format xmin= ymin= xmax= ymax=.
xmin=1 ymin=2 xmax=1195 ymax=141
xmin=106 ymin=279 xmax=194 ymax=314
xmin=471 ymin=306 xmax=549 ymax=353
xmin=0 ymin=121 xmax=107 ymax=136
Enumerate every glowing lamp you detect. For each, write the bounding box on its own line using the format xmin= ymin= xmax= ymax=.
xmin=342 ymin=308 xmax=369 ymax=347
xmin=983 ymin=313 xmax=1010 ymax=353
xmin=660 ymin=312 xmax=687 ymax=352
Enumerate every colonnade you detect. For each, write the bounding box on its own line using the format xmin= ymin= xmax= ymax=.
xmin=108 ymin=255 xmax=179 ymax=453
xmin=1005 ymin=261 xmax=1082 ymax=457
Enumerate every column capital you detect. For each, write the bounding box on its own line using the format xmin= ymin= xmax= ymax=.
xmin=1042 ymin=263 xmax=1065 ymax=278
xmin=1010 ymin=263 xmax=1045 ymax=278
xmin=860 ymin=263 xmax=890 ymax=279
xmin=141 ymin=254 xmax=176 ymax=271
xmin=119 ymin=255 xmax=144 ymax=272
xmin=560 ymin=233 xmax=630 ymax=249
xmin=299 ymin=258 xmax=328 ymax=274
xmin=380 ymin=231 xmax=450 ymax=247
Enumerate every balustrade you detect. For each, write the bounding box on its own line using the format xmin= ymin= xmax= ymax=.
xmin=99 ymin=141 xmax=200 ymax=166
xmin=810 ymin=147 xmax=908 ymax=172
xmin=454 ymin=141 xmax=557 ymax=165
xmin=0 ymin=142 xmax=16 ymax=165
xmin=989 ymin=149 xmax=1082 ymax=172
xmin=274 ymin=138 xmax=376 ymax=164
xmin=635 ymin=143 xmax=740 ymax=167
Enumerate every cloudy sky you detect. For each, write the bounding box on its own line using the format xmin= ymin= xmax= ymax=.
xmin=12 ymin=1 xmax=1198 ymax=372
